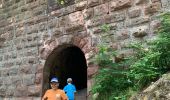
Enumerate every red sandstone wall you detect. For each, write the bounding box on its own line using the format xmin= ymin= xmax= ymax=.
xmin=0 ymin=0 xmax=170 ymax=99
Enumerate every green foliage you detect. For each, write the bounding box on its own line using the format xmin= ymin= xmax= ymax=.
xmin=129 ymin=13 xmax=170 ymax=90
xmin=153 ymin=13 xmax=170 ymax=70
xmin=100 ymin=24 xmax=111 ymax=33
xmin=55 ymin=0 xmax=65 ymax=5
xmin=128 ymin=50 xmax=161 ymax=89
xmin=94 ymin=45 xmax=116 ymax=67
xmin=91 ymin=12 xmax=170 ymax=100
xmin=91 ymin=45 xmax=133 ymax=100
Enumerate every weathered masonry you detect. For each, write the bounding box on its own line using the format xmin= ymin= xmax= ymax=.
xmin=0 ymin=0 xmax=170 ymax=99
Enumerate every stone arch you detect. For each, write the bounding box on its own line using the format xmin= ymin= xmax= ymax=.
xmin=42 ymin=43 xmax=87 ymax=99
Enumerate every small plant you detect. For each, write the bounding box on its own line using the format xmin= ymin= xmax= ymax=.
xmin=55 ymin=0 xmax=65 ymax=5
xmin=100 ymin=24 xmax=111 ymax=33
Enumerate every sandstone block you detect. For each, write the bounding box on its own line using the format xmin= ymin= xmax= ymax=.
xmin=14 ymin=85 xmax=28 ymax=97
xmin=75 ymin=0 xmax=85 ymax=3
xmin=11 ymin=52 xmax=17 ymax=59
xmin=0 ymin=37 xmax=5 ymax=47
xmin=79 ymin=37 xmax=89 ymax=48
xmin=110 ymin=0 xmax=132 ymax=11
xmin=58 ymin=35 xmax=74 ymax=44
xmin=161 ymin=0 xmax=170 ymax=8
xmin=115 ymin=30 xmax=130 ymax=40
xmin=65 ymin=24 xmax=85 ymax=33
xmin=150 ymin=20 xmax=161 ymax=34
xmin=132 ymin=26 xmax=149 ymax=38
xmin=1 ymin=32 xmax=10 ymax=40
xmin=4 ymin=25 xmax=13 ymax=32
xmin=87 ymin=64 xmax=99 ymax=78
xmin=27 ymin=35 xmax=33 ymax=41
xmin=111 ymin=42 xmax=120 ymax=50
xmin=86 ymin=16 xmax=103 ymax=28
xmin=101 ymin=0 xmax=110 ymax=3
xmin=51 ymin=28 xmax=62 ymax=37
xmin=92 ymin=27 xmax=102 ymax=34
xmin=87 ymin=79 xmax=94 ymax=92
xmin=13 ymin=97 xmax=33 ymax=100
xmin=26 ymin=0 xmax=35 ymax=4
xmin=126 ymin=17 xmax=150 ymax=27
xmin=28 ymin=57 xmax=38 ymax=64
xmin=69 ymin=11 xmax=84 ymax=26
xmin=151 ymin=0 xmax=161 ymax=3
xmin=1 ymin=69 xmax=9 ymax=77
xmin=4 ymin=62 xmax=14 ymax=68
xmin=63 ymin=5 xmax=75 ymax=15
xmin=88 ymin=0 xmax=100 ymax=7
xmin=19 ymin=65 xmax=32 ymax=74
xmin=16 ymin=44 xmax=22 ymax=50
xmin=82 ymin=8 xmax=94 ymax=19
xmin=75 ymin=1 xmax=87 ymax=11
xmin=82 ymin=42 xmax=92 ymax=53
xmin=115 ymin=53 xmax=125 ymax=63
xmin=0 ymin=85 xmax=6 ymax=97
xmin=28 ymin=85 xmax=41 ymax=96
xmin=136 ymin=0 xmax=149 ymax=5
xmin=144 ymin=3 xmax=161 ymax=15
xmin=111 ymin=11 xmax=126 ymax=22
xmin=11 ymin=76 xmax=21 ymax=86
xmin=50 ymin=8 xmax=64 ymax=17
xmin=16 ymin=29 xmax=24 ymax=37
xmin=25 ymin=50 xmax=37 ymax=57
xmin=29 ymin=1 xmax=39 ymax=10
xmin=94 ymin=3 xmax=109 ymax=16
xmin=23 ymin=74 xmax=35 ymax=86
xmin=58 ymin=15 xmax=70 ymax=27
xmin=128 ymin=8 xmax=141 ymax=18
xmin=9 ymin=67 xmax=18 ymax=76
xmin=33 ymin=97 xmax=41 ymax=100
xmin=25 ymin=26 xmax=34 ymax=34
xmin=73 ymin=36 xmax=82 ymax=47
xmin=39 ymin=22 xmax=46 ymax=31
xmin=36 ymin=15 xmax=48 ymax=24
xmin=5 ymin=86 xmax=15 ymax=96
xmin=0 ymin=77 xmax=3 ymax=87
xmin=35 ymin=73 xmax=43 ymax=84
xmin=39 ymin=47 xmax=49 ymax=60
xmin=20 ymin=6 xmax=28 ymax=12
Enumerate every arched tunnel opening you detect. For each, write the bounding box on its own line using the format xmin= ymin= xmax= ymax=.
xmin=42 ymin=44 xmax=87 ymax=99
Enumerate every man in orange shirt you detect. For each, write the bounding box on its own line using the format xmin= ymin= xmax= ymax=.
xmin=42 ymin=77 xmax=68 ymax=100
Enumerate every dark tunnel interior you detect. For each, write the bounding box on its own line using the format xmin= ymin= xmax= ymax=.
xmin=49 ymin=46 xmax=87 ymax=90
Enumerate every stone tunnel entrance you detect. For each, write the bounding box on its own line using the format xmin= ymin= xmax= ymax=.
xmin=42 ymin=44 xmax=87 ymax=99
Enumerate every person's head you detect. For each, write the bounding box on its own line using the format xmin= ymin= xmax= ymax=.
xmin=67 ymin=78 xmax=72 ymax=83
xmin=50 ymin=77 xmax=59 ymax=90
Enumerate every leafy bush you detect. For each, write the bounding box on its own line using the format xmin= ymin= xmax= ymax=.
xmin=153 ymin=13 xmax=170 ymax=70
xmin=91 ymin=12 xmax=170 ymax=100
xmin=128 ymin=46 xmax=161 ymax=90
xmin=91 ymin=45 xmax=132 ymax=100
xmin=129 ymin=13 xmax=170 ymax=90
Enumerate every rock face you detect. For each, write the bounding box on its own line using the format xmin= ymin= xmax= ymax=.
xmin=0 ymin=0 xmax=170 ymax=99
xmin=130 ymin=73 xmax=170 ymax=100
